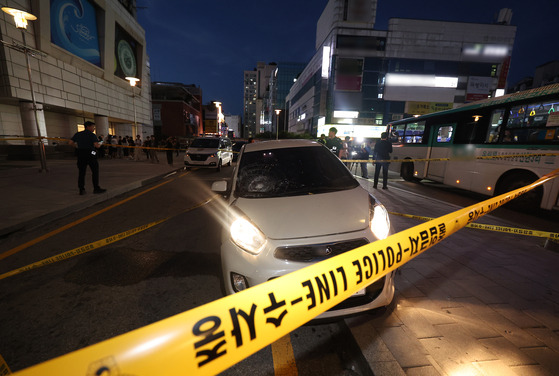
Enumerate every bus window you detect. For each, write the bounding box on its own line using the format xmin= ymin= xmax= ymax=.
xmin=390 ymin=123 xmax=406 ymax=143
xmin=404 ymin=121 xmax=425 ymax=143
xmin=507 ymin=105 xmax=527 ymax=128
xmin=436 ymin=125 xmax=453 ymax=143
xmin=487 ymin=109 xmax=504 ymax=143
xmin=526 ymin=101 xmax=558 ymax=127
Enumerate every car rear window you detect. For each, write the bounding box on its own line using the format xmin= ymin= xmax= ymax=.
xmin=235 ymin=146 xmax=359 ymax=198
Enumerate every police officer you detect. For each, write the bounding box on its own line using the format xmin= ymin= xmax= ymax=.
xmin=70 ymin=121 xmax=106 ymax=195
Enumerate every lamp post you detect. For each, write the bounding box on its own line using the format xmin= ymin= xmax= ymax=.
xmin=275 ymin=109 xmax=281 ymax=140
xmin=2 ymin=7 xmax=47 ymax=171
xmin=125 ymin=77 xmax=140 ymax=135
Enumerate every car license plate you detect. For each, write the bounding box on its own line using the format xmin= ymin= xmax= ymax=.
xmin=352 ymin=288 xmax=366 ymax=297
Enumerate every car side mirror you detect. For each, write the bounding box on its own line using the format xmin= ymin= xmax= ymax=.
xmin=211 ymin=180 xmax=228 ymax=193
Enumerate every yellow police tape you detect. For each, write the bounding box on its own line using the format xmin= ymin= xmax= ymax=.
xmin=0 ymin=195 xmax=216 ymax=281
xmin=388 ymin=212 xmax=559 ymax=240
xmin=0 ymin=219 xmax=166 ymax=281
xmin=0 ymin=136 xmax=183 ymax=152
xmin=10 ymin=168 xmax=558 ymax=376
xmin=2 ymin=136 xmax=556 ymax=161
xmin=343 ymin=152 xmax=559 ymax=163
xmin=0 ymin=354 xmax=11 ymax=376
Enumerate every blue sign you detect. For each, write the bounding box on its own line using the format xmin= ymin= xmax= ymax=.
xmin=51 ymin=0 xmax=101 ymax=67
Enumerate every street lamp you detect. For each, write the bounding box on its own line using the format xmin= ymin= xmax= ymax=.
xmin=275 ymin=109 xmax=281 ymax=140
xmin=214 ymin=101 xmax=224 ymax=136
xmin=125 ymin=76 xmax=140 ymax=135
xmin=2 ymin=7 xmax=47 ymax=171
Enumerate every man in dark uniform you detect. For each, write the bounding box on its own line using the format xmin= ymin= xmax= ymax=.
xmin=70 ymin=121 xmax=106 ymax=195
xmin=325 ymin=127 xmax=343 ymax=157
xmin=373 ymin=132 xmax=393 ymax=190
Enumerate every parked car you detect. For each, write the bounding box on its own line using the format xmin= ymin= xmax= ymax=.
xmin=184 ymin=136 xmax=232 ymax=171
xmin=212 ymin=139 xmax=395 ymax=318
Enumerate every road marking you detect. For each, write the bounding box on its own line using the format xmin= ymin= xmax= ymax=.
xmin=0 ymin=171 xmax=189 ymax=262
xmin=272 ymin=334 xmax=298 ymax=376
xmin=0 ymin=194 xmax=217 ymax=281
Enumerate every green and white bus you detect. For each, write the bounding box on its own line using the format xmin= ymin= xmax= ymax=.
xmin=386 ymin=84 xmax=559 ymax=210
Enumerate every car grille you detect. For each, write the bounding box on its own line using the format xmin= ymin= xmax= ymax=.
xmin=189 ymin=154 xmax=209 ymax=161
xmin=274 ymin=238 xmax=369 ymax=262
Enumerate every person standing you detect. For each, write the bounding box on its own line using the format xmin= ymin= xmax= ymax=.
xmin=69 ymin=121 xmax=106 ymax=195
xmin=149 ymin=135 xmax=159 ymax=163
xmin=340 ymin=136 xmax=351 ymax=167
xmin=359 ymin=141 xmax=373 ymax=179
xmin=173 ymin=137 xmax=180 ymax=157
xmin=325 ymin=127 xmax=343 ymax=157
xmin=373 ymin=132 xmax=393 ymax=190
xmin=134 ymin=134 xmax=142 ymax=161
xmin=117 ymin=136 xmax=123 ymax=158
xmin=165 ymin=136 xmax=174 ymax=166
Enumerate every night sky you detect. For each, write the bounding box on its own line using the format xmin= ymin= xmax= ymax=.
xmin=137 ymin=0 xmax=559 ymax=116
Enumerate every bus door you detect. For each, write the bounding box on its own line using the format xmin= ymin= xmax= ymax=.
xmin=426 ymin=124 xmax=455 ymax=181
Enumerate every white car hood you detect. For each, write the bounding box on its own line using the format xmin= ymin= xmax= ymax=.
xmin=232 ymin=187 xmax=370 ymax=240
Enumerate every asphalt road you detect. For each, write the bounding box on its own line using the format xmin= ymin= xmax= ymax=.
xmin=0 ymin=167 xmax=557 ymax=375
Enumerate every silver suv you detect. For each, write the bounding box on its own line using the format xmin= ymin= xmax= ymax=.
xmin=184 ymin=137 xmax=233 ymax=171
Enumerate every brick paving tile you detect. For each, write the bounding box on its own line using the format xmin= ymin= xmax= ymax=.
xmin=478 ymin=337 xmax=540 ymax=367
xmin=520 ymin=347 xmax=559 ymax=375
xmin=472 ymin=359 xmax=519 ymax=376
xmin=419 ymin=337 xmax=482 ymax=375
xmin=376 ymin=326 xmax=432 ymax=368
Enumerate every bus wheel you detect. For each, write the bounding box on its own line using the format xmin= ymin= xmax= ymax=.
xmin=496 ymin=171 xmax=543 ymax=211
xmin=401 ymin=161 xmax=416 ymax=182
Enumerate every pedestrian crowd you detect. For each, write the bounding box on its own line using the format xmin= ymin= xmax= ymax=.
xmin=69 ymin=122 xmax=182 ymax=195
xmin=93 ymin=134 xmax=180 ymax=165
xmin=320 ymin=126 xmax=392 ymax=189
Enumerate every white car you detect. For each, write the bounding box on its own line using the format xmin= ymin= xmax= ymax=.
xmin=212 ymin=139 xmax=395 ymax=319
xmin=184 ymin=137 xmax=233 ymax=171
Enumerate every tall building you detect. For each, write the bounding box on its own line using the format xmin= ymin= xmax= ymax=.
xmin=265 ymin=62 xmax=307 ymax=135
xmin=286 ymin=0 xmax=516 ymax=139
xmin=243 ymin=70 xmax=257 ymax=137
xmin=0 ymin=0 xmax=151 ymax=158
xmin=243 ymin=62 xmax=276 ymax=137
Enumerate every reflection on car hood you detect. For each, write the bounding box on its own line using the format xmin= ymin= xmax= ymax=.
xmin=233 ymin=187 xmax=370 ymax=240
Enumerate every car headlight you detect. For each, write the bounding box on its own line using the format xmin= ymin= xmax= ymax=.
xmin=230 ymin=216 xmax=267 ymax=255
xmin=369 ymin=196 xmax=390 ymax=240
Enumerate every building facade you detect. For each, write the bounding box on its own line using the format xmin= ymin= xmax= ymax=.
xmin=0 ymin=0 xmax=151 ymax=158
xmin=264 ymin=62 xmax=307 ymax=135
xmin=224 ymin=114 xmax=241 ymax=138
xmin=286 ymin=0 xmax=516 ymax=139
xmin=151 ymin=82 xmax=202 ymax=139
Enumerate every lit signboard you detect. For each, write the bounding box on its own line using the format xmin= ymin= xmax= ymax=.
xmin=50 ymin=0 xmax=101 ymax=66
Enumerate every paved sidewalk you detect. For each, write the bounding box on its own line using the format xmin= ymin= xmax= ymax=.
xmin=0 ymin=153 xmax=182 ymax=237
